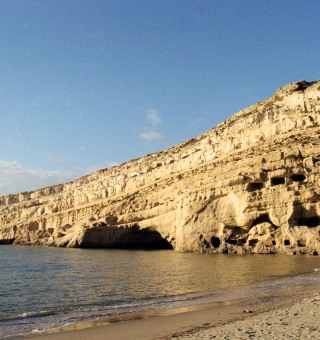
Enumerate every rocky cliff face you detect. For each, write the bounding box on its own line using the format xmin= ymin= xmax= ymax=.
xmin=1 ymin=80 xmax=320 ymax=254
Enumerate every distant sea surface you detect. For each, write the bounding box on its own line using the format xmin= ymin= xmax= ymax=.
xmin=0 ymin=246 xmax=320 ymax=338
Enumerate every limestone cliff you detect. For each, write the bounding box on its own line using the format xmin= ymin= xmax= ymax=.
xmin=1 ymin=80 xmax=320 ymax=254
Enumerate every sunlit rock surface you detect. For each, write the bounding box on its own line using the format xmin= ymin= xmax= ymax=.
xmin=1 ymin=80 xmax=320 ymax=254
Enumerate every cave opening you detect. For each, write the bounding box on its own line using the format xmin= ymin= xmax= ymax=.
xmin=225 ymin=239 xmax=237 ymax=245
xmin=247 ymin=182 xmax=264 ymax=192
xmin=271 ymin=177 xmax=285 ymax=186
xmin=211 ymin=237 xmax=221 ymax=248
xmin=0 ymin=239 xmax=15 ymax=245
xmin=289 ymin=205 xmax=320 ymax=228
xmin=80 ymin=225 xmax=174 ymax=250
xmin=237 ymin=238 xmax=246 ymax=246
xmin=223 ymin=226 xmax=246 ymax=247
xmin=249 ymin=239 xmax=258 ymax=247
xmin=297 ymin=216 xmax=320 ymax=228
xmin=250 ymin=214 xmax=271 ymax=228
xmin=291 ymin=174 xmax=306 ymax=182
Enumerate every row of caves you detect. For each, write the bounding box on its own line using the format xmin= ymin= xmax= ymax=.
xmin=201 ymin=233 xmax=251 ymax=250
xmin=199 ymin=208 xmax=320 ymax=252
xmin=200 ymin=214 xmax=274 ymax=250
xmin=200 ymin=231 xmax=317 ymax=252
xmin=247 ymin=173 xmax=306 ymax=192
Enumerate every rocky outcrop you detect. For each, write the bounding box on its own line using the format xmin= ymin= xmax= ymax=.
xmin=1 ymin=80 xmax=320 ymax=254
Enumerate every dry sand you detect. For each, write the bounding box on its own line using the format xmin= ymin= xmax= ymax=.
xmin=24 ymin=279 xmax=320 ymax=340
xmin=172 ymin=294 xmax=320 ymax=340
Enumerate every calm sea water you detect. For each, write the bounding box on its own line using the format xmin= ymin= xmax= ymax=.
xmin=0 ymin=246 xmax=319 ymax=338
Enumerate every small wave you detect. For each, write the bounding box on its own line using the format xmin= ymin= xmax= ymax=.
xmin=19 ymin=310 xmax=58 ymax=319
xmin=0 ymin=310 xmax=58 ymax=323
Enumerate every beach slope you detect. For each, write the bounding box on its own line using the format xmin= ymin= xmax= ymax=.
xmin=26 ymin=280 xmax=320 ymax=340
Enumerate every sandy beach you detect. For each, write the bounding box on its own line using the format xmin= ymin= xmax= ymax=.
xmin=172 ymin=293 xmax=320 ymax=340
xmin=23 ymin=277 xmax=320 ymax=340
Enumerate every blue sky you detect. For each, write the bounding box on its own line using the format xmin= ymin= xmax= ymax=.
xmin=0 ymin=0 xmax=319 ymax=195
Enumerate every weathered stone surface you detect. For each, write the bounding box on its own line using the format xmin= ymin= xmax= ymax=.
xmin=1 ymin=80 xmax=320 ymax=254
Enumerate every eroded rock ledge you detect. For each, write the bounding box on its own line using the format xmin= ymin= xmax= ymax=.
xmin=1 ymin=80 xmax=320 ymax=254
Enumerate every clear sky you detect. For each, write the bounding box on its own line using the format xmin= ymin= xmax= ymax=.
xmin=0 ymin=0 xmax=319 ymax=195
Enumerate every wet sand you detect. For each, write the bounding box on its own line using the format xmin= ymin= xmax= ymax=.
xmin=22 ymin=276 xmax=320 ymax=340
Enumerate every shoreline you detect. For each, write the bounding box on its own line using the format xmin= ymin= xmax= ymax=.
xmin=22 ymin=273 xmax=320 ymax=340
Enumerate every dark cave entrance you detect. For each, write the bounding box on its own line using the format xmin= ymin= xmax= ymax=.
xmin=271 ymin=177 xmax=285 ymax=186
xmin=250 ymin=214 xmax=272 ymax=228
xmin=247 ymin=182 xmax=264 ymax=192
xmin=80 ymin=224 xmax=174 ymax=250
xmin=296 ymin=216 xmax=320 ymax=228
xmin=289 ymin=205 xmax=320 ymax=228
xmin=0 ymin=238 xmax=15 ymax=245
xmin=121 ymin=226 xmax=174 ymax=250
xmin=211 ymin=236 xmax=221 ymax=248
xmin=291 ymin=174 xmax=306 ymax=182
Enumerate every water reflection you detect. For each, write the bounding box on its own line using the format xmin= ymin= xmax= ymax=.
xmin=0 ymin=246 xmax=319 ymax=318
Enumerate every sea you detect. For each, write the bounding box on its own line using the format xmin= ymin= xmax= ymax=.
xmin=0 ymin=245 xmax=319 ymax=338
